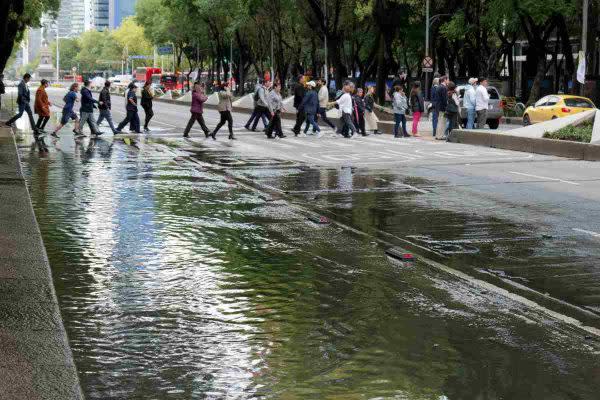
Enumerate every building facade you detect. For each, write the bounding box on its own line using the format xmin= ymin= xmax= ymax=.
xmin=109 ymin=0 xmax=137 ymax=30
xmin=85 ymin=0 xmax=110 ymax=31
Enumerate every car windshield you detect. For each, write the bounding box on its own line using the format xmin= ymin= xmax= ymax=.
xmin=564 ymin=98 xmax=594 ymax=108
xmin=487 ymin=88 xmax=500 ymax=100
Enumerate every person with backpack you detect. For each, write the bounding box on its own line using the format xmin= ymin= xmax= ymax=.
xmin=97 ymin=81 xmax=118 ymax=134
xmin=183 ymin=82 xmax=210 ymax=138
xmin=34 ymin=79 xmax=51 ymax=133
xmin=51 ymin=82 xmax=81 ymax=138
xmin=210 ymin=82 xmax=235 ymax=140
xmin=409 ymin=82 xmax=424 ymax=137
xmin=141 ymin=80 xmax=154 ymax=132
xmin=244 ymin=81 xmax=269 ymax=132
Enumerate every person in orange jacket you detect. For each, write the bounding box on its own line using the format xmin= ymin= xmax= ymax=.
xmin=34 ymin=79 xmax=51 ymax=133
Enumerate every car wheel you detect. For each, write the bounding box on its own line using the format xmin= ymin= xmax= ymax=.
xmin=523 ymin=114 xmax=530 ymax=126
xmin=551 ymin=116 xmax=557 ymax=120
xmin=487 ymin=119 xmax=500 ymax=130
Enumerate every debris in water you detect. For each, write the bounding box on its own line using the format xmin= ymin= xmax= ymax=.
xmin=308 ymin=215 xmax=331 ymax=224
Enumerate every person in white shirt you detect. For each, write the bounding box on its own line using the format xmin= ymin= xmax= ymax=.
xmin=475 ymin=77 xmax=490 ymax=129
xmin=330 ymin=81 xmax=356 ymax=138
xmin=317 ymin=78 xmax=336 ymax=129
xmin=463 ymin=77 xmax=477 ymax=129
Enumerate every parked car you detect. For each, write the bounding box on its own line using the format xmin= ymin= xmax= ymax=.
xmin=457 ymin=85 xmax=503 ymax=129
xmin=522 ymin=95 xmax=596 ymax=125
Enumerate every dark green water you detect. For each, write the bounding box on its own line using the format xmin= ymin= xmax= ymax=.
xmin=19 ymin=136 xmax=600 ymax=399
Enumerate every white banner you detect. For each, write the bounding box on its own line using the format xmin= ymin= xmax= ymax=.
xmin=577 ymin=51 xmax=586 ymax=84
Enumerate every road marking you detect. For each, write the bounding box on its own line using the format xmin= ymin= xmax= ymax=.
xmin=509 ymin=171 xmax=580 ymax=186
xmin=573 ymin=228 xmax=600 ymax=238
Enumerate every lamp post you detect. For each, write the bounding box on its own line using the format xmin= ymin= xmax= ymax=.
xmin=323 ymin=0 xmax=328 ymax=85
xmin=581 ymin=0 xmax=589 ymax=95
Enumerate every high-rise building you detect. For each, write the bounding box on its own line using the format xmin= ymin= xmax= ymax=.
xmin=109 ymin=0 xmax=137 ymax=29
xmin=71 ymin=0 xmax=86 ymax=36
xmin=85 ymin=0 xmax=110 ymax=31
xmin=56 ymin=0 xmax=73 ymax=37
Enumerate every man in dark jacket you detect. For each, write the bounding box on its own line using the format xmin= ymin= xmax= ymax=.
xmin=78 ymin=80 xmax=101 ymax=137
xmin=116 ymin=83 xmax=141 ymax=134
xmin=301 ymin=81 xmax=320 ymax=135
xmin=433 ymin=76 xmax=448 ymax=138
xmin=4 ymin=73 xmax=38 ymax=134
xmin=291 ymin=75 xmax=306 ymax=136
xmin=353 ymin=88 xmax=367 ymax=136
xmin=97 ymin=81 xmax=118 ymax=134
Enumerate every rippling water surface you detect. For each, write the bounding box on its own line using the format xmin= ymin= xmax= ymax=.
xmin=19 ymin=136 xmax=600 ymax=399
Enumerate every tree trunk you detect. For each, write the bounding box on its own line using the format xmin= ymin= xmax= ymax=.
xmin=528 ymin=55 xmax=546 ymax=105
xmin=375 ymin=33 xmax=386 ymax=103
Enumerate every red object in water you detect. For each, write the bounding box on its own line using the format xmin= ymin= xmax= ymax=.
xmin=402 ymin=253 xmax=415 ymax=261
xmin=319 ymin=216 xmax=330 ymax=224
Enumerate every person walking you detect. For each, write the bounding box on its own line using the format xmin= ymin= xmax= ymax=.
xmin=251 ymin=80 xmax=272 ymax=131
xmin=392 ymin=85 xmax=409 ymax=138
xmin=244 ymin=81 xmax=269 ymax=131
xmin=141 ymin=81 xmax=154 ymax=132
xmin=443 ymin=81 xmax=460 ymax=140
xmin=265 ymin=82 xmax=286 ymax=139
xmin=183 ymin=82 xmax=210 ymax=138
xmin=291 ymin=75 xmax=306 ymax=136
xmin=301 ymin=81 xmax=320 ymax=136
xmin=0 ymin=74 xmax=5 ymax=111
xmin=316 ymin=77 xmax=336 ymax=130
xmin=51 ymin=82 xmax=81 ymax=138
xmin=364 ymin=86 xmax=379 ymax=135
xmin=4 ymin=73 xmax=38 ymax=134
xmin=34 ymin=79 xmax=51 ymax=133
xmin=475 ymin=77 xmax=490 ymax=129
xmin=353 ymin=87 xmax=367 ymax=136
xmin=210 ymin=82 xmax=235 ymax=140
xmin=96 ymin=81 xmax=118 ymax=134
xmin=409 ymin=82 xmax=424 ymax=137
xmin=78 ymin=80 xmax=101 ymax=138
xmin=464 ymin=77 xmax=477 ymax=129
xmin=116 ymin=83 xmax=141 ymax=134
xmin=330 ymin=80 xmax=357 ymax=138
xmin=434 ymin=76 xmax=448 ymax=139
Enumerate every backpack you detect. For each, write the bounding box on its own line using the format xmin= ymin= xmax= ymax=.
xmin=253 ymin=87 xmax=261 ymax=102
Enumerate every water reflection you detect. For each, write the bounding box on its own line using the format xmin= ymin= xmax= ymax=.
xmin=18 ymin=136 xmax=600 ymax=399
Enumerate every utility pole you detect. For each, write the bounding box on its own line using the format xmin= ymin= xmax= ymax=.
xmin=425 ymin=0 xmax=430 ymax=99
xmin=323 ymin=0 xmax=328 ymax=85
xmin=230 ymin=37 xmax=233 ymax=82
xmin=270 ymin=30 xmax=274 ymax=82
xmin=55 ymin=23 xmax=60 ymax=81
xmin=581 ymin=0 xmax=589 ymax=95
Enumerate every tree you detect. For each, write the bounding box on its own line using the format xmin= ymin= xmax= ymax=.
xmin=0 ymin=0 xmax=60 ymax=73
xmin=50 ymin=38 xmax=81 ymax=73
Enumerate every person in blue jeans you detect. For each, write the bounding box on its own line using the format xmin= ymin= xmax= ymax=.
xmin=463 ymin=77 xmax=477 ymax=129
xmin=301 ymin=81 xmax=321 ymax=135
xmin=392 ymin=85 xmax=409 ymax=138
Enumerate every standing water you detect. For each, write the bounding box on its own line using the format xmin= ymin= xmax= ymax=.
xmin=18 ymin=135 xmax=600 ymax=399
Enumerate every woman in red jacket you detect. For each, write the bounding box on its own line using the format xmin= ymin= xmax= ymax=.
xmin=34 ymin=79 xmax=51 ymax=133
xmin=183 ymin=82 xmax=210 ymax=138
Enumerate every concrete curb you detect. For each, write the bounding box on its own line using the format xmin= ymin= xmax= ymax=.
xmin=449 ymin=129 xmax=600 ymax=160
xmin=0 ymin=125 xmax=84 ymax=399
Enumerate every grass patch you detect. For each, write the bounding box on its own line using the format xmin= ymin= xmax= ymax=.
xmin=543 ymin=120 xmax=593 ymax=143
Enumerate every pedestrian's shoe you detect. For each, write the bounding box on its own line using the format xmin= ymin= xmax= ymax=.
xmin=95 ymin=131 xmax=104 ymax=136
xmin=228 ymin=134 xmax=236 ymax=140
xmin=292 ymin=130 xmax=300 ymax=136
xmin=51 ymin=132 xmax=59 ymax=138
xmin=183 ymin=133 xmax=190 ymax=138
xmin=203 ymin=131 xmax=210 ymax=138
xmin=244 ymin=125 xmax=250 ymax=130
xmin=72 ymin=129 xmax=80 ymax=135
xmin=267 ymin=135 xmax=275 ymax=139
xmin=144 ymin=127 xmax=150 ymax=132
xmin=374 ymin=130 xmax=381 ymax=135
xmin=114 ymin=129 xmax=122 ymax=134
xmin=210 ymin=132 xmax=216 ymax=140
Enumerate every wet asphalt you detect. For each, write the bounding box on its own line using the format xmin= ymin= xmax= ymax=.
xmin=6 ymin=88 xmax=600 ymax=398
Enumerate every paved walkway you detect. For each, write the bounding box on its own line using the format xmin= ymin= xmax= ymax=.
xmin=0 ymin=117 xmax=83 ymax=399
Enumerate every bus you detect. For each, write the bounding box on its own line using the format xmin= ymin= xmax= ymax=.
xmin=135 ymin=67 xmax=162 ymax=83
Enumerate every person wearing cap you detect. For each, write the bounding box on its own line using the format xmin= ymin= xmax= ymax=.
xmin=464 ymin=77 xmax=477 ymax=129
xmin=301 ymin=80 xmax=321 ymax=136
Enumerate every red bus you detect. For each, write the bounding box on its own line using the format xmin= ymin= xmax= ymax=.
xmin=135 ymin=67 xmax=162 ymax=83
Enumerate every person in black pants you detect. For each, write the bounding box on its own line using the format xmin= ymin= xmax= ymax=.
xmin=210 ymin=83 xmax=235 ymax=140
xmin=291 ymin=75 xmax=306 ymax=136
xmin=4 ymin=73 xmax=38 ymax=134
xmin=116 ymin=83 xmax=141 ymax=134
xmin=265 ymin=82 xmax=286 ymax=138
xmin=141 ymin=81 xmax=154 ymax=132
xmin=353 ymin=87 xmax=367 ymax=136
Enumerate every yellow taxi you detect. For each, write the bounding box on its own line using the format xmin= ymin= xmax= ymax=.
xmin=523 ymin=95 xmax=596 ymax=125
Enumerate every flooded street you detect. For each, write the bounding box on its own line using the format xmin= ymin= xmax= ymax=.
xmin=17 ymin=123 xmax=600 ymax=398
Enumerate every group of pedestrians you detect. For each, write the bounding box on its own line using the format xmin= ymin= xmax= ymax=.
xmin=430 ymin=75 xmax=489 ymax=140
xmin=2 ymin=74 xmax=156 ymax=139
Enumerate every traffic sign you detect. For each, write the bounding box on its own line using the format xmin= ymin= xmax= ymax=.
xmin=422 ymin=56 xmax=434 ymax=68
xmin=157 ymin=45 xmax=173 ymax=55
xmin=422 ymin=67 xmax=433 ymax=73
xmin=129 ymin=55 xmax=153 ymax=60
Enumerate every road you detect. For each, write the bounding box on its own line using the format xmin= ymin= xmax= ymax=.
xmin=5 ymin=87 xmax=600 ymax=398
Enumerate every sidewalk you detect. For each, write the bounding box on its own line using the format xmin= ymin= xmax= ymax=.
xmin=0 ymin=114 xmax=83 ymax=399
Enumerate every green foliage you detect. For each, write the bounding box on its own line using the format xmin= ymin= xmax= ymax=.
xmin=543 ymin=121 xmax=593 ymax=143
xmin=50 ymin=38 xmax=81 ymax=71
